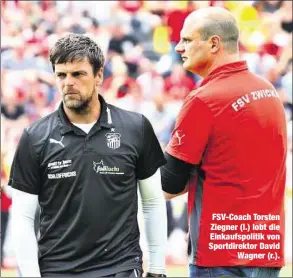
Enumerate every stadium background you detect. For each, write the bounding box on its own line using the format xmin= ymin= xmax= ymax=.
xmin=1 ymin=0 xmax=292 ymax=277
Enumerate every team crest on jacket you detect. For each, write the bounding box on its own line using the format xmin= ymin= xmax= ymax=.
xmin=105 ymin=132 xmax=121 ymax=149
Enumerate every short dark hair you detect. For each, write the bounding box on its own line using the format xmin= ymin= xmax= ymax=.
xmin=49 ymin=33 xmax=105 ymax=75
xmin=198 ymin=18 xmax=239 ymax=53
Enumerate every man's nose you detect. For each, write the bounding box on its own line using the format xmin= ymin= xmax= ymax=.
xmin=64 ymin=75 xmax=75 ymax=86
xmin=175 ymin=42 xmax=184 ymax=54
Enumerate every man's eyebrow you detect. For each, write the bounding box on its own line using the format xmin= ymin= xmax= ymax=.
xmin=181 ymin=36 xmax=192 ymax=41
xmin=72 ymin=70 xmax=87 ymax=74
xmin=55 ymin=70 xmax=88 ymax=74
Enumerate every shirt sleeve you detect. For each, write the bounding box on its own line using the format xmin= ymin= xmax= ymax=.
xmin=138 ymin=170 xmax=167 ymax=274
xmin=136 ymin=116 xmax=166 ymax=180
xmin=8 ymin=129 xmax=41 ymax=195
xmin=166 ymin=96 xmax=213 ymax=165
xmin=11 ymin=188 xmax=41 ymax=277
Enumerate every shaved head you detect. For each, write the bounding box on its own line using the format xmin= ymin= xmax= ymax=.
xmin=186 ymin=7 xmax=236 ymax=23
xmin=175 ymin=7 xmax=240 ymax=76
xmin=185 ymin=7 xmax=239 ymax=53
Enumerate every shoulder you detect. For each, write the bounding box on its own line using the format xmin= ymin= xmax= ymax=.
xmin=249 ymin=72 xmax=276 ymax=88
xmin=108 ymin=105 xmax=155 ymax=151
xmin=175 ymin=88 xmax=214 ymax=121
xmin=109 ymin=104 xmax=147 ymax=128
xmin=25 ymin=110 xmax=59 ymax=142
xmin=191 ymin=80 xmax=223 ymax=102
xmin=109 ymin=104 xmax=155 ymax=142
xmin=183 ymin=88 xmax=210 ymax=107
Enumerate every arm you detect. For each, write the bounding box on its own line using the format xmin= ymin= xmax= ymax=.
xmin=11 ymin=188 xmax=41 ymax=277
xmin=162 ymin=96 xmax=213 ymax=199
xmin=7 ymin=129 xmax=42 ymax=276
xmin=161 ymin=153 xmax=193 ymax=200
xmin=138 ymin=170 xmax=167 ymax=276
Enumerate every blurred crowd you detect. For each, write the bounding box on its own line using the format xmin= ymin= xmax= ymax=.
xmin=1 ymin=0 xmax=292 ymax=270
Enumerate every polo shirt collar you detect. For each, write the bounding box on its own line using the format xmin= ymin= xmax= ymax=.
xmin=58 ymin=94 xmax=114 ymax=135
xmin=199 ymin=60 xmax=248 ymax=87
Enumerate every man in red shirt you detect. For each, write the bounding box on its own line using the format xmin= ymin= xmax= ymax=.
xmin=161 ymin=7 xmax=287 ymax=277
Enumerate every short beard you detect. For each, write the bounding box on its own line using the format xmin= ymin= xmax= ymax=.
xmin=70 ymin=96 xmax=92 ymax=115
xmin=63 ymin=89 xmax=94 ymax=115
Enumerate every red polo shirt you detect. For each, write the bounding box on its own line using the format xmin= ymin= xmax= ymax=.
xmin=166 ymin=61 xmax=287 ymax=267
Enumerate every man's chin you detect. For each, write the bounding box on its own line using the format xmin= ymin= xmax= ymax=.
xmin=64 ymin=100 xmax=91 ymax=114
xmin=64 ymin=100 xmax=85 ymax=111
xmin=64 ymin=101 xmax=80 ymax=109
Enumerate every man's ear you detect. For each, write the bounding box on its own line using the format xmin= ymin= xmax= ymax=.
xmin=209 ymin=36 xmax=220 ymax=54
xmin=95 ymin=67 xmax=104 ymax=87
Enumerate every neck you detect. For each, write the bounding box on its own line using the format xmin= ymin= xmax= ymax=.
xmin=199 ymin=53 xmax=240 ymax=79
xmin=64 ymin=96 xmax=101 ymax=124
